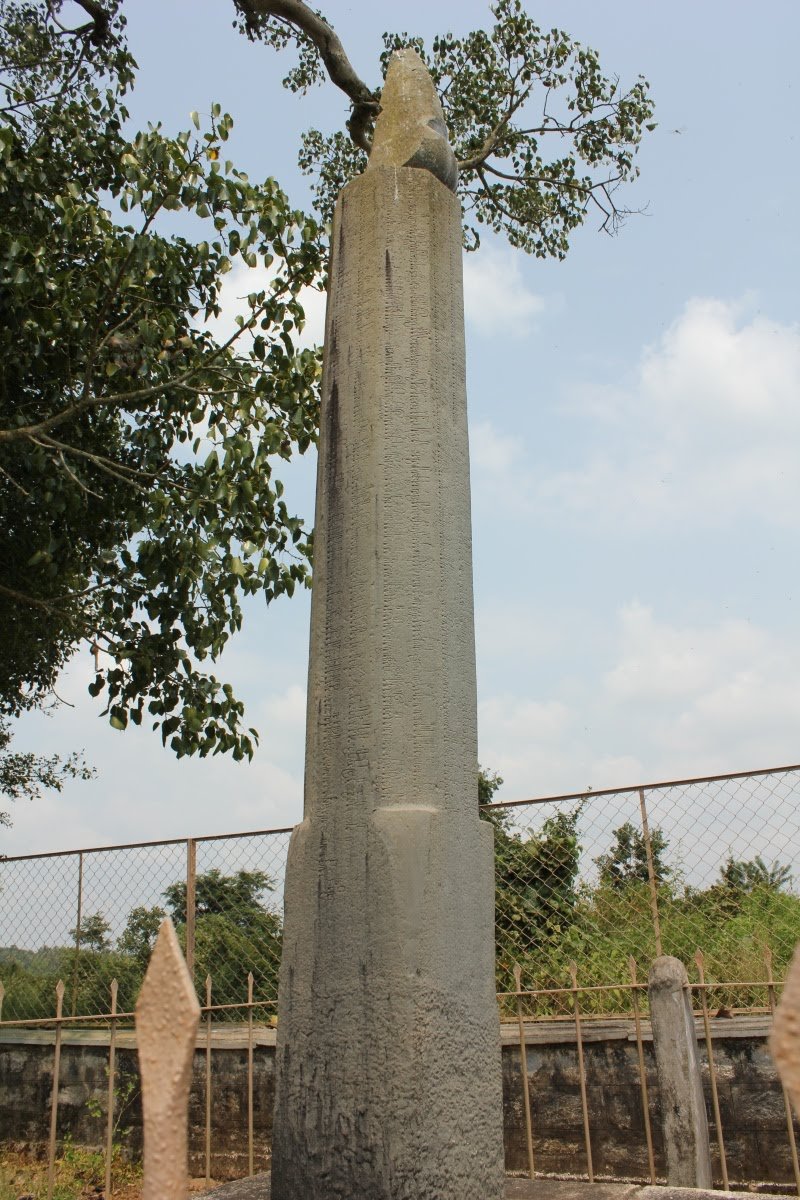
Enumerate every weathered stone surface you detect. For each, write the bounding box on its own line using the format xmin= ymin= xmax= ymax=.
xmin=270 ymin=63 xmax=502 ymax=1200
xmin=368 ymin=48 xmax=458 ymax=191
xmin=135 ymin=918 xmax=201 ymax=1200
xmin=647 ymin=957 xmax=712 ymax=1189
xmin=770 ymin=941 xmax=800 ymax=1113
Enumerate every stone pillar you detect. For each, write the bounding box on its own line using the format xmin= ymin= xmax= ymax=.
xmin=270 ymin=50 xmax=505 ymax=1200
xmin=648 ymin=956 xmax=713 ymax=1188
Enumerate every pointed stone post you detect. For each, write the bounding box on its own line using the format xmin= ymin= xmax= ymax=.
xmin=271 ymin=49 xmax=505 ymax=1200
xmin=136 ymin=918 xmax=201 ymax=1200
xmin=648 ymin=956 xmax=712 ymax=1188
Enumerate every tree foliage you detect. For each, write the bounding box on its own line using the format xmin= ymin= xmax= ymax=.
xmin=481 ymin=795 xmax=582 ymax=989
xmin=71 ymin=911 xmax=112 ymax=952
xmin=0 ymin=715 xmax=93 ymax=828
xmin=594 ymin=820 xmax=671 ymax=890
xmin=1 ymin=0 xmax=323 ymax=762
xmin=116 ymin=903 xmax=165 ymax=966
xmin=2 ymin=0 xmax=654 ymax=783
xmin=238 ymin=0 xmax=655 ymax=255
xmin=163 ymin=866 xmax=274 ymax=925
xmin=161 ymin=868 xmax=282 ymax=1007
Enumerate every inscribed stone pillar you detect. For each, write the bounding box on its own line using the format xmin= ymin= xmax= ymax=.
xmin=271 ymin=50 xmax=505 ymax=1200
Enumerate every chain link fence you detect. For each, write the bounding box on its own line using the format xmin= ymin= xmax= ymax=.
xmin=2 ymin=764 xmax=799 ymax=1024
xmin=0 ymin=830 xmax=291 ymax=1023
xmin=491 ymin=764 xmax=800 ymax=1017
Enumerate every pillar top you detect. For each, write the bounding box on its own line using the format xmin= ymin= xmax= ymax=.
xmin=367 ymin=49 xmax=458 ymax=192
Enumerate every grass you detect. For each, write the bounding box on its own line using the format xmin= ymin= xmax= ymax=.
xmin=0 ymin=1143 xmax=141 ymax=1200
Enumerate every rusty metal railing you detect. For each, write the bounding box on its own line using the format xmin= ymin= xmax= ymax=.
xmin=1 ymin=958 xmax=799 ymax=1194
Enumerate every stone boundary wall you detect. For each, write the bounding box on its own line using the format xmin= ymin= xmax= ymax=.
xmin=0 ymin=1017 xmax=795 ymax=1186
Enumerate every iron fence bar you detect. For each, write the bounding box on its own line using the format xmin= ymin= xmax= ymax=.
xmin=483 ymin=761 xmax=800 ymax=812
xmin=247 ymin=972 xmax=254 ymax=1178
xmin=629 ymin=957 xmax=656 ymax=1184
xmin=104 ymin=979 xmax=118 ymax=1198
xmin=513 ymin=964 xmax=535 ymax=1179
xmin=765 ymin=947 xmax=800 ymax=1196
xmin=205 ymin=976 xmax=212 ymax=1185
xmin=497 ymin=979 xmax=781 ymax=1000
xmin=497 ymin=982 xmax=647 ymax=998
xmin=569 ymin=962 xmax=594 ymax=1182
xmin=186 ymin=839 xmax=197 ymax=980
xmin=0 ymin=825 xmax=295 ymax=862
xmin=46 ymin=979 xmax=65 ymax=1200
xmin=0 ymin=997 xmax=280 ymax=1029
xmin=1 ymin=758 xmax=797 ymax=862
xmin=694 ymin=951 xmax=729 ymax=1189
xmin=0 ymin=983 xmax=781 ymax=1032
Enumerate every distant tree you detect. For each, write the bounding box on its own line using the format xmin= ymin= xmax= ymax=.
xmin=163 ymin=868 xmax=282 ymax=1008
xmin=595 ymin=821 xmax=671 ymax=890
xmin=718 ymin=855 xmax=792 ymax=895
xmin=483 ymin=803 xmax=582 ymax=984
xmin=163 ymin=867 xmax=274 ymax=925
xmin=71 ymin=911 xmax=112 ymax=952
xmin=117 ymin=904 xmax=166 ymax=966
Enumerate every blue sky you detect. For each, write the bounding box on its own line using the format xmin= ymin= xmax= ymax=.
xmin=7 ymin=0 xmax=800 ymax=854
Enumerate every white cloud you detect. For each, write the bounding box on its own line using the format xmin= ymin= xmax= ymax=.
xmin=469 ymin=297 xmax=800 ymax=533
xmin=601 ymin=602 xmax=800 ymax=773
xmin=477 ymin=599 xmax=800 ymax=805
xmin=261 ymin=683 xmax=306 ymax=727
xmin=469 ymin=419 xmax=520 ymax=473
xmin=463 ymin=246 xmax=545 ymax=338
xmin=539 ymin=298 xmax=800 ymax=529
xmin=640 ymin=298 xmax=800 ymax=433
xmin=605 ymin=601 xmax=767 ymax=701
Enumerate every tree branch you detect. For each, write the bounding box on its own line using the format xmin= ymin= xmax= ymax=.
xmin=0 ymin=581 xmax=85 ymax=622
xmin=456 ymin=85 xmax=531 ymax=173
xmin=236 ymin=0 xmax=380 ymax=151
xmin=47 ymin=0 xmax=113 ymax=46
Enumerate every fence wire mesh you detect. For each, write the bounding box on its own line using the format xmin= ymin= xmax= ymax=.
xmin=490 ymin=765 xmax=800 ymax=1017
xmin=0 ymin=830 xmax=291 ymax=1022
xmin=1 ymin=764 xmax=799 ymax=1024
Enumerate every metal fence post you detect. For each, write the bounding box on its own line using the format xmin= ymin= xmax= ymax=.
xmin=638 ymin=789 xmax=663 ymax=957
xmin=569 ymin=962 xmax=594 ymax=1182
xmin=513 ymin=963 xmax=536 ymax=1179
xmin=70 ymin=851 xmax=84 ymax=1016
xmin=105 ymin=978 xmax=118 ymax=1198
xmin=185 ymin=839 xmax=197 ymax=981
xmin=648 ymin=955 xmax=712 ymax=1187
xmin=629 ymin=956 xmax=656 ymax=1183
xmin=47 ymin=979 xmax=65 ymax=1200
xmin=694 ymin=950 xmax=729 ymax=1188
